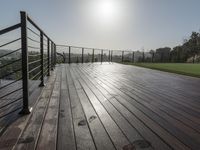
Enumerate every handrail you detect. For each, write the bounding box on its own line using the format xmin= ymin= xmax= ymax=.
xmin=27 ymin=16 xmax=53 ymax=42
xmin=56 ymin=44 xmax=132 ymax=52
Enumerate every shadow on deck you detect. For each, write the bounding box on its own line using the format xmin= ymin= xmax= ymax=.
xmin=1 ymin=63 xmax=200 ymax=150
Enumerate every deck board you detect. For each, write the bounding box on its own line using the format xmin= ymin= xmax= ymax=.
xmin=67 ymin=66 xmax=96 ymax=150
xmin=36 ymin=68 xmax=61 ymax=150
xmin=1 ymin=63 xmax=200 ymax=150
xmin=57 ymin=65 xmax=76 ymax=150
xmin=71 ymin=67 xmax=116 ymax=150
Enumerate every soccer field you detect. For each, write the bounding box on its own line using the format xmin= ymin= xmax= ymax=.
xmin=123 ymin=63 xmax=200 ymax=78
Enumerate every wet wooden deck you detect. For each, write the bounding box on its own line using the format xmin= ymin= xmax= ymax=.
xmin=1 ymin=63 xmax=200 ymax=150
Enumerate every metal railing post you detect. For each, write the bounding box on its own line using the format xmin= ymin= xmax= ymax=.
xmin=111 ymin=50 xmax=113 ymax=62
xmin=39 ymin=32 xmax=45 ymax=87
xmin=101 ymin=50 xmax=103 ymax=64
xmin=108 ymin=50 xmax=110 ymax=62
xmin=122 ymin=51 xmax=124 ymax=62
xmin=82 ymin=48 xmax=84 ymax=63
xmin=92 ymin=49 xmax=94 ymax=63
xmin=51 ymin=41 xmax=54 ymax=70
xmin=132 ymin=52 xmax=134 ymax=63
xmin=143 ymin=51 xmax=145 ymax=62
xmin=69 ymin=46 xmax=71 ymax=64
xmin=152 ymin=52 xmax=154 ymax=63
xmin=47 ymin=39 xmax=50 ymax=76
xmin=19 ymin=11 xmax=30 ymax=114
xmin=54 ymin=43 xmax=56 ymax=66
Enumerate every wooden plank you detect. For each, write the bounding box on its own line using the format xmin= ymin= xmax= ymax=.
xmin=57 ymin=65 xmax=76 ymax=150
xmin=67 ymin=65 xmax=96 ymax=150
xmin=36 ymin=67 xmax=61 ymax=150
xmin=75 ymin=73 xmax=130 ymax=149
xmin=71 ymin=67 xmax=116 ymax=150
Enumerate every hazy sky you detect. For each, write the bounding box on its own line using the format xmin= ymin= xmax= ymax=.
xmin=1 ymin=0 xmax=200 ymax=51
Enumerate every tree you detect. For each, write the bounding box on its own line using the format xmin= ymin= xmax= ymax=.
xmin=155 ymin=47 xmax=171 ymax=62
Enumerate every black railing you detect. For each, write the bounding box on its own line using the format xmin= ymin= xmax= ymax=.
xmin=56 ymin=45 xmax=137 ymax=64
xmin=56 ymin=44 xmax=160 ymax=64
xmin=0 ymin=11 xmax=56 ymax=118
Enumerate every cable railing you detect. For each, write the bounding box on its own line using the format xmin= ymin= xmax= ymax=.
xmin=0 ymin=23 xmax=22 ymax=119
xmin=56 ymin=44 xmax=156 ymax=64
xmin=0 ymin=11 xmax=56 ymax=120
xmin=56 ymin=45 xmax=137 ymax=64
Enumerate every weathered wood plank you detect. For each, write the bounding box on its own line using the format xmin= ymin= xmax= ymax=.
xmin=57 ymin=65 xmax=76 ymax=150
xmin=67 ymin=65 xmax=96 ymax=150
xmin=71 ymin=68 xmax=116 ymax=150
xmin=36 ymin=67 xmax=61 ymax=150
xmin=77 ymin=76 xmax=130 ymax=149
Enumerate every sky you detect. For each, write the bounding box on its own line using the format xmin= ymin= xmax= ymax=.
xmin=1 ymin=0 xmax=200 ymax=51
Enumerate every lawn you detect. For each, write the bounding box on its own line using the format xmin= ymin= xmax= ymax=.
xmin=122 ymin=63 xmax=200 ymax=78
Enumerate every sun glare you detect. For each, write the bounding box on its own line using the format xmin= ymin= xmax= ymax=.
xmin=98 ymin=1 xmax=116 ymax=18
xmin=92 ymin=0 xmax=120 ymax=24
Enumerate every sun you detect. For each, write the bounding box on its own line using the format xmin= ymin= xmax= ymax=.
xmin=98 ymin=1 xmax=116 ymax=19
xmin=92 ymin=0 xmax=119 ymax=24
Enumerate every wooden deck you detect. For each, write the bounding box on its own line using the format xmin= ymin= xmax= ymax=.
xmin=1 ymin=63 xmax=200 ymax=150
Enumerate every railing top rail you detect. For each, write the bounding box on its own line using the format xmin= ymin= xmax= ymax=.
xmin=25 ymin=12 xmax=53 ymax=43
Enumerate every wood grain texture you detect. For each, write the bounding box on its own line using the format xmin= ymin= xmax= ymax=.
xmin=36 ymin=68 xmax=61 ymax=150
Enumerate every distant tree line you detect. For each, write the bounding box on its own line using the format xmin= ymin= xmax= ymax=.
xmin=145 ymin=31 xmax=200 ymax=63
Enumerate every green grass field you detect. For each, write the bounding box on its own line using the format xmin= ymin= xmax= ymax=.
xmin=123 ymin=63 xmax=200 ymax=78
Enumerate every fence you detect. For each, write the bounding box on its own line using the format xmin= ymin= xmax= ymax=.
xmin=55 ymin=45 xmax=149 ymax=64
xmin=0 ymin=11 xmax=56 ymax=119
